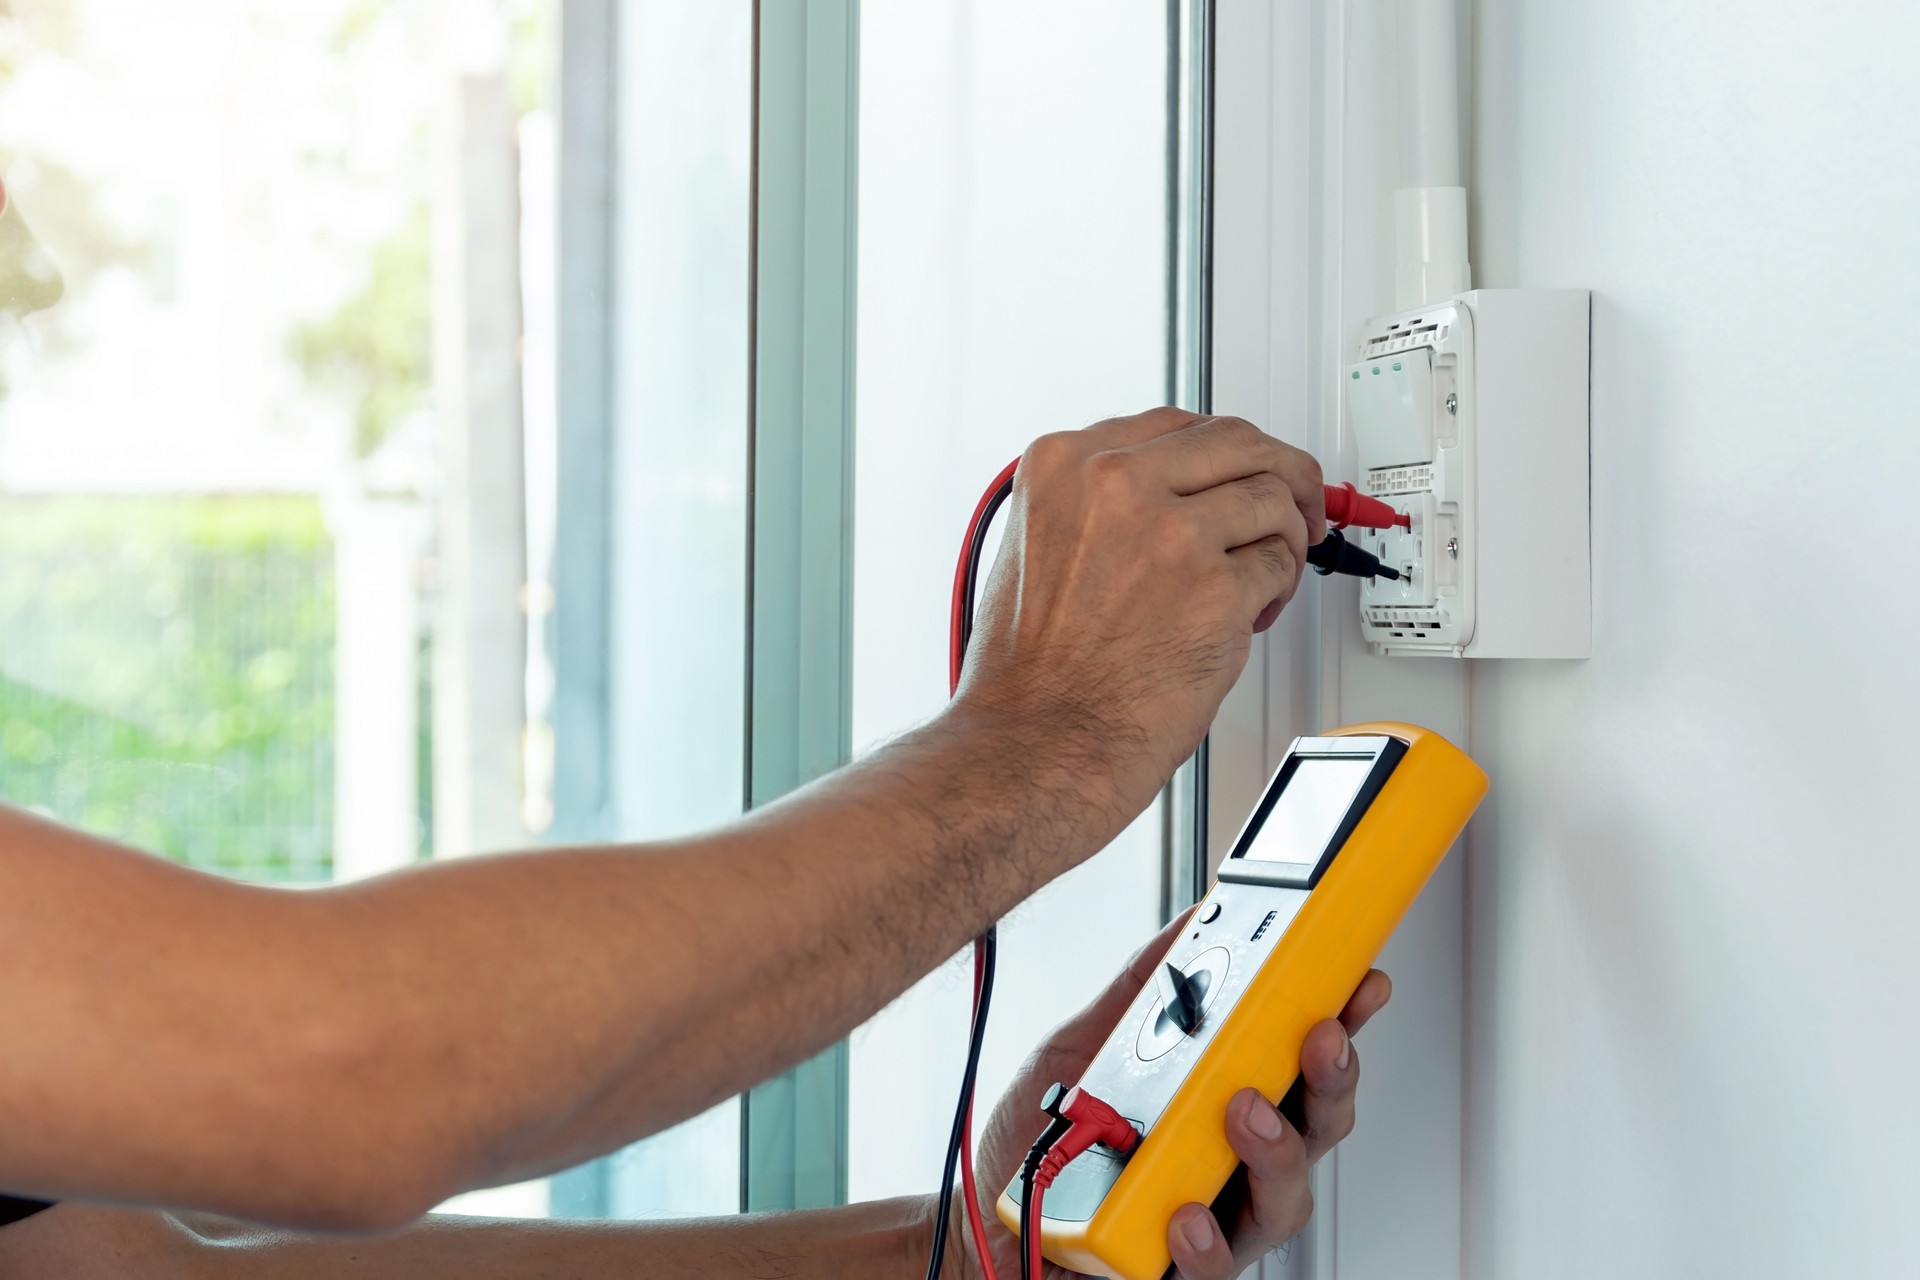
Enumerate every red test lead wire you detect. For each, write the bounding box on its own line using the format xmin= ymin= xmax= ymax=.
xmin=959 ymin=939 xmax=994 ymax=1280
xmin=950 ymin=458 xmax=1022 ymax=692
xmin=946 ymin=458 xmax=1021 ymax=1280
xmin=1022 ymin=1086 xmax=1141 ymax=1280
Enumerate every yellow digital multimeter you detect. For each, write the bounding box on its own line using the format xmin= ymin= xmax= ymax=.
xmin=996 ymin=722 xmax=1487 ymax=1280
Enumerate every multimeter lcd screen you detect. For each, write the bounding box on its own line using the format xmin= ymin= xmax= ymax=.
xmin=1239 ymin=757 xmax=1377 ymax=868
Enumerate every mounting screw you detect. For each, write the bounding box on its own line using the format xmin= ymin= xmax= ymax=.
xmin=1445 ymin=392 xmax=1458 ymax=416
xmin=1446 ymin=537 xmax=1459 ymax=560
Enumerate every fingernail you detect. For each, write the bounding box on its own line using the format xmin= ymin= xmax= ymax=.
xmin=1335 ymin=1031 xmax=1352 ymax=1071
xmin=1247 ymin=1098 xmax=1285 ymax=1141
xmin=1180 ymin=1211 xmax=1216 ymax=1252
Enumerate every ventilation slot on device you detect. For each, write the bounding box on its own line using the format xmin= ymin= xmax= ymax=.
xmin=1361 ymin=318 xmax=1444 ymax=358
xmin=1364 ymin=608 xmax=1445 ymax=638
xmin=1366 ymin=465 xmax=1434 ymax=495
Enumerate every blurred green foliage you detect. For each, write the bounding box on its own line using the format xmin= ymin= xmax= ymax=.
xmin=0 ymin=497 xmax=337 ymax=880
xmin=296 ymin=0 xmax=553 ymax=456
xmin=508 ymin=0 xmax=557 ymax=116
xmin=292 ymin=203 xmax=432 ymax=459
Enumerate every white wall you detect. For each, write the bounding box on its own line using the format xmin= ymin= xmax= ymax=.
xmin=1465 ymin=3 xmax=1920 ymax=1276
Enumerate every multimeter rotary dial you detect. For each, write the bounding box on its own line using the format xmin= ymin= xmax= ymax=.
xmin=1135 ymin=948 xmax=1230 ymax=1061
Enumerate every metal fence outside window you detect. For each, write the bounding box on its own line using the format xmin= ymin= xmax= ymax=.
xmin=0 ymin=495 xmax=338 ymax=881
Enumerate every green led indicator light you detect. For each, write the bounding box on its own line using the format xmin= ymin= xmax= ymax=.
xmin=1392 ymin=361 xmax=1402 ymax=371
xmin=1351 ymin=370 xmax=1360 ymax=380
xmin=1371 ymin=366 xmax=1381 ymax=376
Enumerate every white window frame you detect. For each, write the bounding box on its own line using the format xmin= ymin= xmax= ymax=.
xmin=1210 ymin=3 xmax=1471 ymax=1278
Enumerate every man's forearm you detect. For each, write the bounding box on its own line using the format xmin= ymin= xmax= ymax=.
xmin=0 ymin=1198 xmax=941 ymax=1280
xmin=0 ymin=409 xmax=1318 ymax=1227
xmin=0 ymin=701 xmax=1130 ymax=1226
xmin=335 ymin=700 xmax=1133 ymax=1194
xmin=494 ymin=698 xmax=1136 ymax=1181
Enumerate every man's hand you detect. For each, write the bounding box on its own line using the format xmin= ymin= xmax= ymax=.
xmin=955 ymin=410 xmax=1325 ymax=836
xmin=966 ymin=914 xmax=1391 ymax=1280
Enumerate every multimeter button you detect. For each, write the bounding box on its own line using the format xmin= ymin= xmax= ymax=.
xmin=1197 ymin=901 xmax=1222 ymax=924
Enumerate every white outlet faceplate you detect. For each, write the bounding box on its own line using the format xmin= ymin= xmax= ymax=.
xmin=1359 ymin=491 xmax=1435 ymax=610
xmin=1345 ymin=289 xmax=1591 ymax=658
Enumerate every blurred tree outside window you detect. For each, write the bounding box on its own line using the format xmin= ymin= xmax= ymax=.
xmin=0 ymin=0 xmax=744 ymax=1223
xmin=0 ymin=0 xmax=564 ymax=1218
xmin=0 ymin=496 xmax=337 ymax=880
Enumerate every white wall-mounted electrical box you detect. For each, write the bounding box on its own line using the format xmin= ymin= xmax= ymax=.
xmin=1344 ymin=288 xmax=1591 ymax=658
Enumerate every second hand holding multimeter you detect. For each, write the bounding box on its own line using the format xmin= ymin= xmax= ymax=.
xmin=995 ymin=721 xmax=1488 ymax=1280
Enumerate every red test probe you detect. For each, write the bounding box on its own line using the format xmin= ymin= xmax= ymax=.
xmin=1323 ymin=481 xmax=1410 ymax=531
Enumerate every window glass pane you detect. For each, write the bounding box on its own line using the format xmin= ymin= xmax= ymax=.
xmin=0 ymin=0 xmax=476 ymax=887
xmin=546 ymin=0 xmax=752 ymax=1219
xmin=849 ymin=0 xmax=1172 ymax=1201
xmin=0 ymin=0 xmax=744 ymax=1221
